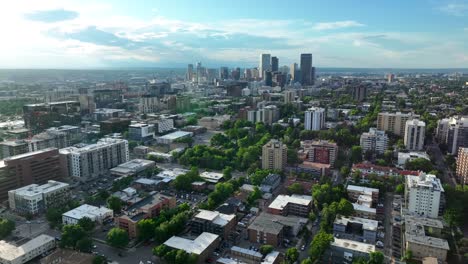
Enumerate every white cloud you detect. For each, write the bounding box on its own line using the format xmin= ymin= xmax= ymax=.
xmin=439 ymin=3 xmax=468 ymax=16
xmin=312 ymin=20 xmax=364 ymax=30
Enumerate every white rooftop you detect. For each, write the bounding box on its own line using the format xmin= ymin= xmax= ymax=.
xmin=231 ymin=246 xmax=263 ymax=258
xmin=157 ymin=131 xmax=192 ymax=140
xmin=0 ymin=234 xmax=55 ymax=261
xmin=347 ymin=185 xmax=379 ymax=195
xmin=332 ymin=238 xmax=375 ymax=253
xmin=60 ymin=138 xmax=127 ymax=154
xmin=352 ymin=203 xmax=377 ymax=214
xmin=262 ymin=251 xmax=281 ymax=264
xmin=407 ymin=173 xmax=444 ymax=192
xmin=334 ymin=215 xmax=378 ymax=231
xmin=164 ymin=232 xmax=219 ymax=255
xmin=200 ymin=171 xmax=224 ymax=183
xmin=195 ymin=210 xmax=235 ymax=227
xmin=268 ymin=194 xmax=312 ymax=210
xmin=10 ymin=181 xmax=68 ymax=197
xmin=62 ymin=204 xmax=112 ymax=220
xmin=157 ymin=168 xmax=189 ymax=179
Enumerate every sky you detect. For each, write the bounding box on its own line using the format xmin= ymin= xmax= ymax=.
xmin=1 ymin=0 xmax=468 ymax=69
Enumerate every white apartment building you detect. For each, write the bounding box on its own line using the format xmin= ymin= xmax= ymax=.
xmin=304 ymin=107 xmax=325 ymax=131
xmin=153 ymin=118 xmax=174 ymax=134
xmin=247 ymin=105 xmax=280 ymax=125
xmin=360 ymin=128 xmax=388 ymax=155
xmin=404 ymin=119 xmax=426 ymax=151
xmin=59 ymin=138 xmax=129 ymax=180
xmin=377 ymin=112 xmax=420 ymax=136
xmin=436 ymin=116 xmax=468 ymax=155
xmin=8 ymin=181 xmax=70 ymax=215
xmin=405 ymin=172 xmax=444 ymax=218
xmin=62 ymin=204 xmax=113 ymax=225
xmin=0 ymin=235 xmax=55 ymax=264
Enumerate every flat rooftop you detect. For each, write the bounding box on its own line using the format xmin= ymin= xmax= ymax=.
xmin=194 ymin=210 xmax=235 ymax=227
xmin=268 ymin=194 xmax=312 ymax=211
xmin=164 ymin=232 xmax=219 ymax=255
xmin=407 ymin=173 xmax=444 ymax=192
xmin=248 ymin=213 xmax=307 ymax=234
xmin=352 ymin=203 xmax=377 ymax=214
xmin=404 ymin=216 xmax=449 ymax=250
xmin=0 ymin=234 xmax=55 ymax=261
xmin=157 ymin=131 xmax=192 ymax=140
xmin=331 ymin=238 xmax=375 ymax=253
xmin=231 ymin=246 xmax=262 ymax=258
xmin=62 ymin=204 xmax=112 ymax=220
xmin=334 ymin=215 xmax=378 ymax=231
xmin=59 ymin=138 xmax=126 ymax=154
xmin=125 ymin=192 xmax=173 ymax=213
xmin=200 ymin=171 xmax=224 ymax=183
xmin=347 ymin=185 xmax=379 ymax=195
xmin=3 ymin=147 xmax=57 ymax=161
xmin=10 ymin=181 xmax=69 ymax=197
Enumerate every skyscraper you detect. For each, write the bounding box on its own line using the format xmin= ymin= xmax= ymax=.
xmin=186 ymin=64 xmax=194 ymax=81
xmin=290 ymin=63 xmax=299 ymax=83
xmin=271 ymin=56 xmax=279 ymax=72
xmin=219 ymin=67 xmax=229 ymax=80
xmin=262 ymin=139 xmax=287 ymax=170
xmin=300 ymin=54 xmax=313 ymax=86
xmin=259 ymin=54 xmax=271 ymax=78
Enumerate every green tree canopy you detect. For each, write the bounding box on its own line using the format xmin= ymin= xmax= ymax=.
xmin=77 ymin=217 xmax=95 ymax=232
xmin=309 ymin=231 xmax=333 ymax=261
xmin=106 ymin=228 xmax=129 ymax=248
xmin=137 ymin=218 xmax=156 ymax=241
xmin=259 ymin=245 xmax=274 ymax=255
xmin=60 ymin=224 xmax=87 ymax=249
xmin=284 ymin=247 xmax=299 ymax=264
xmin=0 ymin=218 xmax=15 ymax=239
xmin=405 ymin=158 xmax=433 ymax=172
xmin=287 ymin=183 xmax=305 ymax=195
xmin=106 ymin=196 xmax=123 ymax=213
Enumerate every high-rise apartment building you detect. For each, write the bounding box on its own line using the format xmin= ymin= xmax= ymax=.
xmin=283 ymin=90 xmax=295 ymax=103
xmin=377 ymin=112 xmax=420 ymax=136
xmin=262 ymin=139 xmax=287 ymax=170
xmin=290 ymin=63 xmax=299 ymax=83
xmin=28 ymin=125 xmax=82 ymax=152
xmin=360 ymin=128 xmax=388 ymax=155
xmin=300 ymin=54 xmax=313 ymax=86
xmin=304 ymin=107 xmax=325 ymax=131
xmin=248 ymin=105 xmax=280 ymax=125
xmin=404 ymin=119 xmax=426 ymax=151
xmin=259 ymin=54 xmax=271 ymax=78
xmin=456 ymin=148 xmax=468 ymax=185
xmin=59 ymin=138 xmax=129 ymax=180
xmin=0 ymin=148 xmax=62 ymax=201
xmin=436 ymin=116 xmax=468 ymax=155
xmin=405 ymin=172 xmax=443 ymax=218
xmin=301 ymin=140 xmax=338 ymax=168
xmin=271 ymin=56 xmax=279 ymax=72
xmin=0 ymin=140 xmax=29 ymax=159
xmin=352 ymin=85 xmax=367 ymax=102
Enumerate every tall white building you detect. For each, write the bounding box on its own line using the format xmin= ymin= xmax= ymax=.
xmin=304 ymin=107 xmax=325 ymax=131
xmin=436 ymin=116 xmax=468 ymax=155
xmin=8 ymin=181 xmax=70 ymax=215
xmin=262 ymin=139 xmax=287 ymax=170
xmin=405 ymin=172 xmax=444 ymax=218
xmin=59 ymin=138 xmax=129 ymax=180
xmin=259 ymin=54 xmax=271 ymax=78
xmin=404 ymin=119 xmax=426 ymax=151
xmin=360 ymin=128 xmax=388 ymax=155
xmin=247 ymin=105 xmax=280 ymax=125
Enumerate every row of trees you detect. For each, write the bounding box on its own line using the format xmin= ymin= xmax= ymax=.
xmin=153 ymin=244 xmax=198 ymax=264
xmin=0 ymin=218 xmax=15 ymax=239
xmin=60 ymin=217 xmax=97 ymax=253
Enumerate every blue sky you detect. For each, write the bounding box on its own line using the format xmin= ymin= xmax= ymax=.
xmin=1 ymin=0 xmax=468 ymax=68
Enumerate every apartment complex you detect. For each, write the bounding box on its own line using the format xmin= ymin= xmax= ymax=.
xmin=456 ymin=148 xmax=468 ymax=185
xmin=436 ymin=116 xmax=468 ymax=155
xmin=262 ymin=139 xmax=287 ymax=170
xmin=0 ymin=148 xmax=62 ymax=201
xmin=247 ymin=213 xmax=307 ymax=246
xmin=346 ymin=185 xmax=379 ymax=220
xmin=377 ymin=112 xmax=420 ymax=136
xmin=267 ymin=194 xmax=312 ymax=217
xmin=404 ymin=119 xmax=426 ymax=151
xmin=301 ymin=140 xmax=338 ymax=168
xmin=333 ymin=215 xmax=378 ymax=244
xmin=247 ymin=105 xmax=280 ymax=125
xmin=8 ymin=181 xmax=70 ymax=215
xmin=116 ymin=193 xmax=176 ymax=238
xmin=0 ymin=140 xmax=29 ymax=159
xmin=0 ymin=235 xmax=56 ymax=264
xmin=59 ymin=138 xmax=129 ymax=180
xmin=329 ymin=238 xmax=375 ymax=264
xmin=404 ymin=215 xmax=449 ymax=261
xmin=347 ymin=185 xmax=379 ymax=206
xmin=360 ymin=128 xmax=388 ymax=155
xmin=405 ymin=172 xmax=444 ymax=218
xmin=191 ymin=210 xmax=236 ymax=239
xmin=28 ymin=125 xmax=81 ymax=152
xmin=304 ymin=107 xmax=325 ymax=131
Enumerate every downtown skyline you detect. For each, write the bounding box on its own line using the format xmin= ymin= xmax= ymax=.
xmin=1 ymin=0 xmax=468 ymax=69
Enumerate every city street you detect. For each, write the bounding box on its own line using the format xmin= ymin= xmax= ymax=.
xmin=427 ymin=142 xmax=457 ymax=187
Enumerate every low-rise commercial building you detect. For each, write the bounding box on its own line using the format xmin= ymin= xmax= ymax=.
xmin=156 ymin=131 xmax=193 ymax=145
xmin=109 ymin=159 xmax=155 ymax=177
xmin=8 ymin=181 xmax=70 ymax=215
xmin=333 ymin=215 xmax=378 ymax=244
xmin=163 ymin=232 xmax=221 ymax=264
xmin=0 ymin=234 xmax=56 ymax=264
xmin=62 ymin=204 xmax=113 ymax=225
xmin=200 ymin=171 xmax=224 ymax=184
xmin=398 ymin=152 xmax=431 ymax=168
xmin=329 ymin=238 xmax=375 ymax=264
xmin=267 ymin=194 xmax=312 ymax=217
xmin=128 ymin=123 xmax=155 ymax=142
